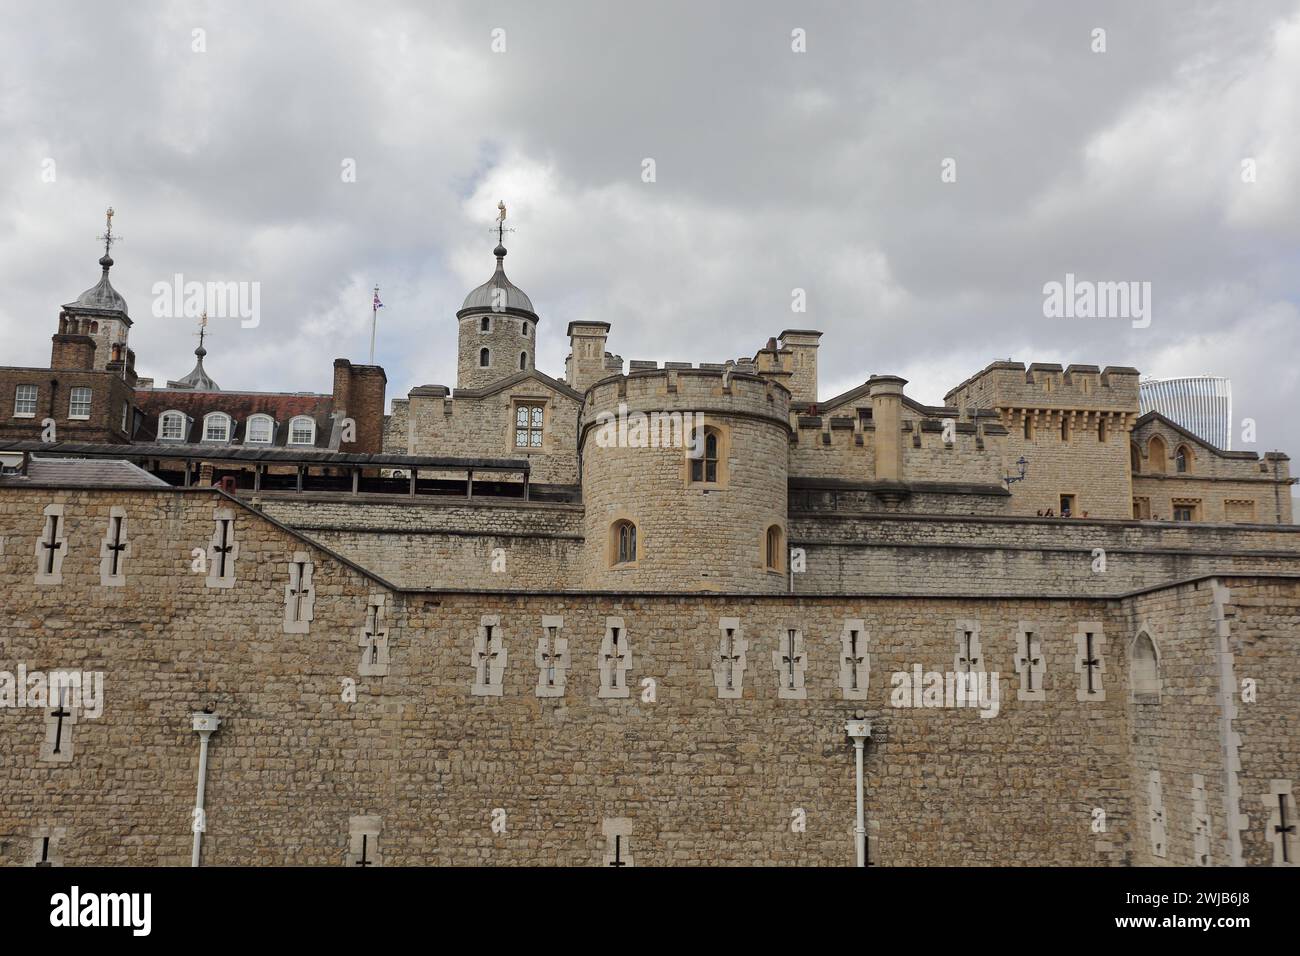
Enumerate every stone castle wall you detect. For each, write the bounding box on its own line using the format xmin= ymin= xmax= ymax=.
xmin=257 ymin=495 xmax=583 ymax=589
xmin=789 ymin=512 xmax=1300 ymax=596
xmin=2 ymin=487 xmax=1295 ymax=866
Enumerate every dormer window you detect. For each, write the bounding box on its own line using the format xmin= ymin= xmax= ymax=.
xmin=288 ymin=416 xmax=316 ymax=445
xmin=203 ymin=412 xmax=232 ymax=443
xmin=246 ymin=414 xmax=274 ymax=444
xmin=160 ymin=410 xmax=187 ymax=440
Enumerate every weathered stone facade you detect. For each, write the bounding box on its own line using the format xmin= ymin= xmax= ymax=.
xmin=2 ymin=486 xmax=1296 ymax=866
xmin=2 ymin=222 xmax=1297 ymax=868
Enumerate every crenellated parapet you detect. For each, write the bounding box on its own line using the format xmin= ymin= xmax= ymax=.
xmin=579 ymin=367 xmax=791 ymax=593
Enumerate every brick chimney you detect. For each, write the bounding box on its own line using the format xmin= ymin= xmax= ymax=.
xmin=51 ymin=312 xmax=97 ymax=370
xmin=332 ymin=358 xmax=387 ymax=453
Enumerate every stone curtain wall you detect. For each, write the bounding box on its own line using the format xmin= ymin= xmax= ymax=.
xmin=790 ymin=513 xmax=1300 ymax=596
xmin=0 ymin=486 xmax=386 ymax=866
xmin=1213 ymin=578 xmax=1300 ymax=866
xmin=259 ymin=496 xmax=583 ymax=589
xmin=3 ymin=486 xmax=1293 ymax=866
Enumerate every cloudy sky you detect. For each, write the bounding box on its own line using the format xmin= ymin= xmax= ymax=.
xmin=2 ymin=1 xmax=1298 ymax=464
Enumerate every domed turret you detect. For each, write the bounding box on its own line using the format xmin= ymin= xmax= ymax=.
xmin=456 ymin=216 xmax=539 ymax=389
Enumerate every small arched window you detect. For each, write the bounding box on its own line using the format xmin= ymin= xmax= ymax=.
xmin=521 ymin=321 xmax=528 ymax=336
xmin=246 ymin=414 xmax=274 ymax=444
xmin=519 ymin=351 xmax=527 ymax=371
xmin=765 ymin=525 xmax=784 ymax=572
xmin=480 ymin=348 xmax=490 ymax=368
xmin=1131 ymin=629 xmax=1161 ymax=701
xmin=1175 ymin=445 xmax=1191 ymax=473
xmin=1147 ymin=435 xmax=1167 ymax=474
xmin=203 ymin=412 xmax=231 ymax=443
xmin=611 ymin=520 xmax=637 ymax=566
xmin=1130 ymin=443 xmax=1141 ymax=473
xmin=689 ymin=427 xmax=721 ymax=483
xmin=288 ymin=415 xmax=316 ymax=445
xmin=160 ymin=410 xmax=187 ymax=441
xmin=480 ymin=316 xmax=490 ymax=332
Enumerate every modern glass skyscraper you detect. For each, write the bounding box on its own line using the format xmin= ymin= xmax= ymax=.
xmin=1139 ymin=376 xmax=1232 ymax=450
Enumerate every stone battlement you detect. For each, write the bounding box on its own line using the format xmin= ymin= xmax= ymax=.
xmin=946 ymin=360 xmax=1141 ymax=412
xmin=583 ymin=365 xmax=791 ymax=425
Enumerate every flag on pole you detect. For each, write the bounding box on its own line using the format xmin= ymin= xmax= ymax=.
xmin=373 ymin=290 xmax=384 ymax=310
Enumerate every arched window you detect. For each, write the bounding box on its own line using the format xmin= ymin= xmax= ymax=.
xmin=1147 ymin=435 xmax=1167 ymax=474
xmin=202 ymin=412 xmax=231 ymax=443
xmin=689 ymin=427 xmax=721 ymax=483
xmin=1131 ymin=629 xmax=1161 ymax=702
xmin=1175 ymin=445 xmax=1191 ymax=473
xmin=480 ymin=316 xmax=490 ymax=332
xmin=288 ymin=415 xmax=316 ymax=445
xmin=479 ymin=347 xmax=490 ymax=368
xmin=160 ymin=410 xmax=187 ymax=441
xmin=765 ymin=525 xmax=784 ymax=572
xmin=1130 ymin=443 xmax=1141 ymax=473
xmin=246 ymin=414 xmax=274 ymax=444
xmin=611 ymin=520 xmax=637 ymax=566
xmin=519 ymin=351 xmax=527 ymax=371
xmin=521 ymin=321 xmax=528 ymax=336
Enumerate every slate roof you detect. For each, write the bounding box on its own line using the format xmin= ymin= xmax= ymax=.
xmin=0 ymin=456 xmax=167 ymax=487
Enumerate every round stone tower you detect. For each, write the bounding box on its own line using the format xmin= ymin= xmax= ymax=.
xmin=579 ymin=366 xmax=791 ymax=592
xmin=456 ymin=241 xmax=538 ymax=388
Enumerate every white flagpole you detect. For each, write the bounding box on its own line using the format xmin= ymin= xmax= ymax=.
xmin=369 ymin=284 xmax=379 ymax=365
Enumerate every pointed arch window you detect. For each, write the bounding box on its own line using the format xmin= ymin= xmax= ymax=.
xmin=1131 ymin=629 xmax=1161 ymax=702
xmin=611 ymin=520 xmax=638 ymax=566
xmin=1147 ymin=435 xmax=1167 ymax=473
xmin=689 ymin=426 xmax=721 ymax=484
xmin=1175 ymin=445 xmax=1191 ymax=473
xmin=765 ymin=525 xmax=784 ymax=572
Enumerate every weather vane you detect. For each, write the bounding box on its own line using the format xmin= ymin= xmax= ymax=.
xmin=96 ymin=206 xmax=121 ymax=259
xmin=492 ymin=199 xmax=516 ymax=245
xmin=195 ymin=311 xmax=209 ymax=350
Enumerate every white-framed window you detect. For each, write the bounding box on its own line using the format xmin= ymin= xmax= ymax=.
xmin=246 ymin=414 xmax=274 ymax=444
xmin=160 ymin=410 xmax=187 ymax=440
xmin=13 ymin=384 xmax=37 ymax=417
xmin=68 ymin=387 xmax=92 ymax=419
xmin=203 ymin=412 xmax=232 ymax=443
xmin=288 ymin=415 xmax=316 ymax=445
